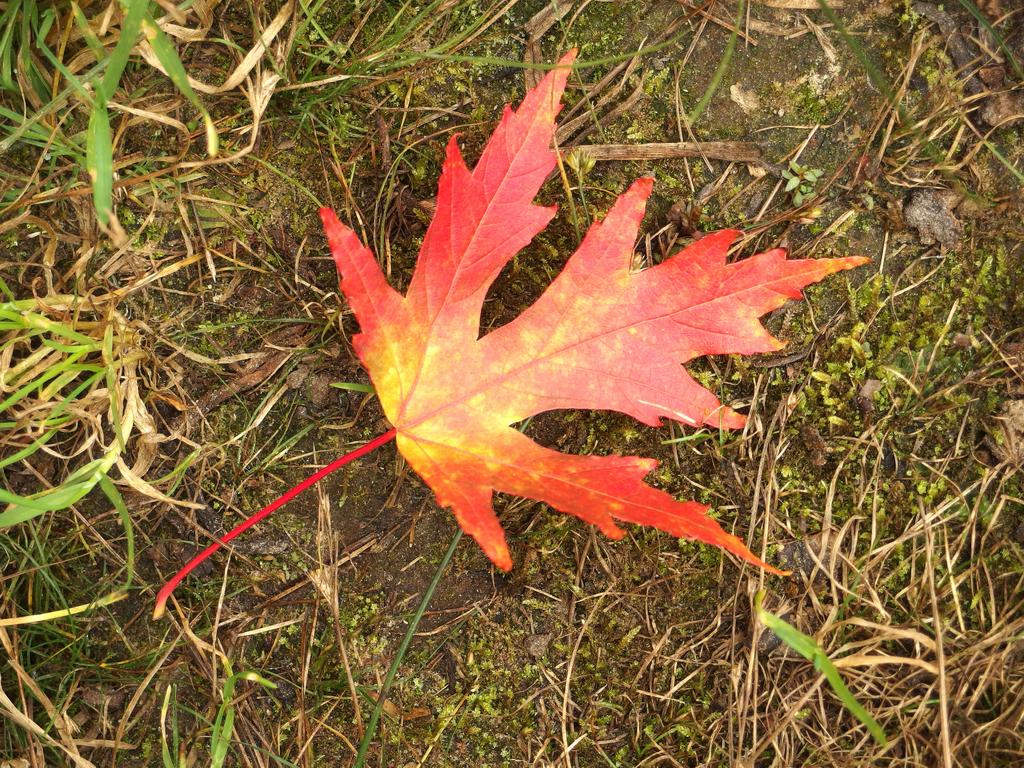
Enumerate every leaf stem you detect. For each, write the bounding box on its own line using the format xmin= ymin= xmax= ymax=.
xmin=153 ymin=429 xmax=397 ymax=619
xmin=354 ymin=528 xmax=463 ymax=768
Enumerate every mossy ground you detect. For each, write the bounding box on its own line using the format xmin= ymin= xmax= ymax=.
xmin=2 ymin=1 xmax=1023 ymax=766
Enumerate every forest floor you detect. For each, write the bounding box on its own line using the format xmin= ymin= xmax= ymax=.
xmin=1 ymin=1 xmax=1023 ymax=766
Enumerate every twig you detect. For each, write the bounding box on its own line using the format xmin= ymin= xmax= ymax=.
xmin=570 ymin=140 xmax=763 ymax=164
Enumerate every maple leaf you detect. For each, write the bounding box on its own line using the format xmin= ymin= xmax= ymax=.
xmin=320 ymin=51 xmax=867 ymax=574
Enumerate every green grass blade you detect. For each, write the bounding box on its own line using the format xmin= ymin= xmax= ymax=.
xmin=0 ymin=0 xmax=24 ymax=91
xmin=99 ymin=475 xmax=134 ymax=589
xmin=17 ymin=3 xmax=50 ymax=102
xmin=688 ymin=0 xmax=744 ymax=125
xmin=0 ymin=352 xmax=90 ymax=413
xmin=815 ymin=653 xmax=888 ymax=747
xmin=86 ymin=100 xmax=114 ymax=225
xmin=0 ymin=426 xmax=64 ymax=469
xmin=330 ymin=381 xmax=375 ymax=393
xmin=142 ymin=14 xmax=218 ymax=156
xmin=37 ymin=339 xmax=98 ymax=354
xmin=16 ymin=308 xmax=99 ymax=345
xmin=34 ymin=31 xmax=93 ymax=104
xmin=0 ymin=487 xmax=53 ymax=514
xmin=0 ymin=69 xmax=96 ymax=155
xmin=99 ymin=0 xmax=147 ymax=102
xmin=71 ymin=2 xmax=106 ymax=62
xmin=0 ymin=449 xmax=118 ymax=526
xmin=35 ymin=4 xmax=54 ymax=42
xmin=957 ymin=0 xmax=1023 ymax=81
xmin=209 ymin=667 xmax=276 ymax=767
xmin=0 ymin=477 xmax=95 ymax=524
xmin=756 ymin=598 xmax=822 ymax=662
xmin=354 ymin=529 xmax=463 ymax=767
xmin=983 ymin=140 xmax=1024 ymax=184
xmin=755 ymin=591 xmax=887 ymax=746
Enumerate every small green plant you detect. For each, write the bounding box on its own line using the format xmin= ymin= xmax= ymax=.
xmin=160 ymin=684 xmax=185 ymax=768
xmin=210 ymin=663 xmax=277 ymax=768
xmin=158 ymin=663 xmax=274 ymax=765
xmin=782 ymin=160 xmax=824 ymax=206
xmin=160 ymin=663 xmax=276 ymax=768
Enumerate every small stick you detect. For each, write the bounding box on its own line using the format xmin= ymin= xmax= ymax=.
xmin=570 ymin=140 xmax=763 ymax=164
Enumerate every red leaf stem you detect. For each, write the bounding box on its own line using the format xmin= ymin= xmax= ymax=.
xmin=153 ymin=429 xmax=397 ymax=619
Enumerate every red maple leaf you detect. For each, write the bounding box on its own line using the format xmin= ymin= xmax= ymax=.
xmin=154 ymin=51 xmax=866 ymax=617
xmin=319 ymin=50 xmax=866 ymax=573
